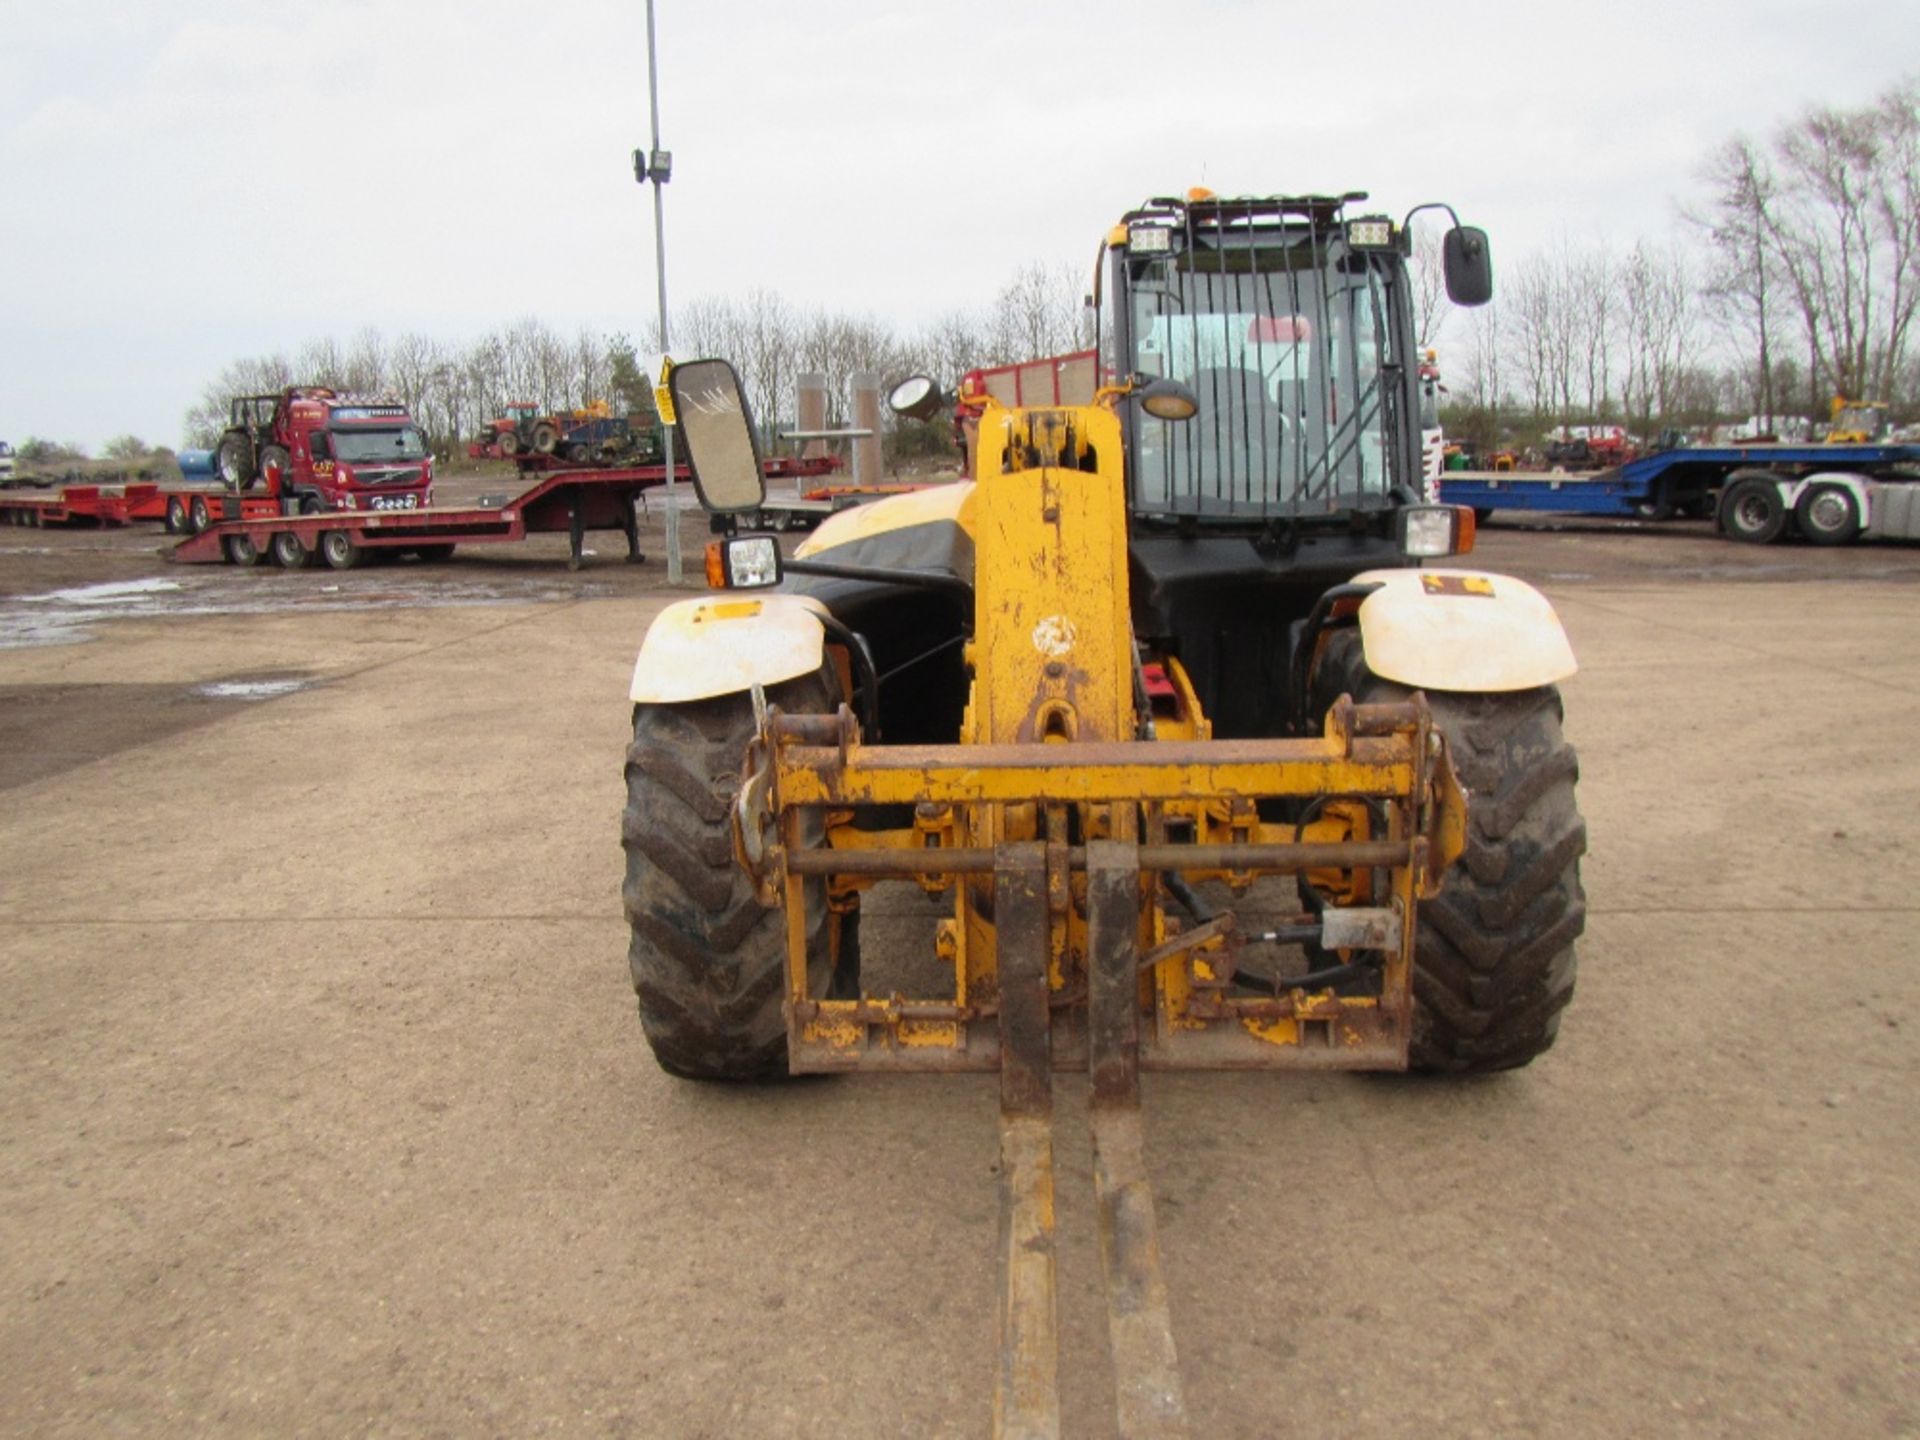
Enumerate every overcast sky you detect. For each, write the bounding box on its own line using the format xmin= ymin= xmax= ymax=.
xmin=3 ymin=1 xmax=1915 ymax=450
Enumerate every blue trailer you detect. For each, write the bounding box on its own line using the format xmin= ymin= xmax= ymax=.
xmin=1440 ymin=441 xmax=1920 ymax=545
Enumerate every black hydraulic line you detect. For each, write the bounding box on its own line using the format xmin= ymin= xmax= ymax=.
xmin=876 ymin=631 xmax=967 ymax=688
xmin=1229 ymin=954 xmax=1381 ymax=996
xmin=1162 ymin=871 xmax=1215 ymax=925
xmin=814 ymin=613 xmax=881 ymax=744
xmin=1287 ymin=581 xmax=1384 ymax=733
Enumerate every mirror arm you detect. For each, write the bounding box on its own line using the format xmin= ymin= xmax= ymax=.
xmin=1400 ymin=201 xmax=1464 ymax=234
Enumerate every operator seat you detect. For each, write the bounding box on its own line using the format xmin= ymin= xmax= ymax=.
xmin=1190 ymin=367 xmax=1287 ymax=503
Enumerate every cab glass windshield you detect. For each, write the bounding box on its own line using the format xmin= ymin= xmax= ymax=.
xmin=331 ymin=426 xmax=429 ymax=464
xmin=1129 ymin=242 xmax=1397 ymax=519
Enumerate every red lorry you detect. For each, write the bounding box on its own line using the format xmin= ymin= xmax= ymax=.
xmin=214 ymin=387 xmax=434 ymax=514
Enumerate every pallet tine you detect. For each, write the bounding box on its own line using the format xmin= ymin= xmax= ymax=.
xmin=994 ymin=843 xmax=1060 ymax=1440
xmin=1086 ymin=841 xmax=1190 ymax=1439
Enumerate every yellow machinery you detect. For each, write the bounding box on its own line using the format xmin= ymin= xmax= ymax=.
xmin=1826 ymin=395 xmax=1890 ymax=444
xmin=622 ymin=192 xmax=1586 ymax=1435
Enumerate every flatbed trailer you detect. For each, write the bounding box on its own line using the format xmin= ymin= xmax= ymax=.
xmin=746 ymin=478 xmax=934 ymax=532
xmin=2 ymin=480 xmax=249 ymax=532
xmin=167 ymin=455 xmax=845 ymax=570
xmin=1440 ymin=441 xmax=1920 ymax=544
xmin=0 ymin=483 xmax=145 ymax=527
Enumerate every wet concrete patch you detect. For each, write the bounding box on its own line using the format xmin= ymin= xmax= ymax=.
xmin=0 ymin=570 xmax=613 ymax=649
xmin=0 ymin=672 xmax=317 ymax=791
xmin=190 ymin=677 xmax=314 ymax=701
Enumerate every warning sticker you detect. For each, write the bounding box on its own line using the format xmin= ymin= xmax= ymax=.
xmin=1420 ymin=574 xmax=1496 ymax=598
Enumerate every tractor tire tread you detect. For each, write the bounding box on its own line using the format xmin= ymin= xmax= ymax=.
xmin=621 ymin=672 xmax=839 ymax=1081
xmin=1314 ymin=632 xmax=1584 ymax=1073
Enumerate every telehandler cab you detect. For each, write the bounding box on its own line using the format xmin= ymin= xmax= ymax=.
xmin=622 ymin=190 xmax=1585 ymax=1436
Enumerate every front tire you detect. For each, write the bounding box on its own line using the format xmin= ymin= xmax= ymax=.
xmin=1314 ymin=632 xmax=1585 ymax=1072
xmin=258 ymin=444 xmax=290 ymax=493
xmin=621 ymin=670 xmax=841 ymax=1080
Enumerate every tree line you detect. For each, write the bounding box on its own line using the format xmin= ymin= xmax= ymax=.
xmin=1441 ymin=78 xmax=1919 ymax=450
xmin=174 ymin=260 xmax=1091 ymax=458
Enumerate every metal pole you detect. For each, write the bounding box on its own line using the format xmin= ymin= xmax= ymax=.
xmin=644 ymin=0 xmax=682 ymax=584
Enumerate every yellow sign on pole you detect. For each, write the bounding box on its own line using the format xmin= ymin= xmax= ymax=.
xmin=654 ymin=356 xmax=676 ymax=425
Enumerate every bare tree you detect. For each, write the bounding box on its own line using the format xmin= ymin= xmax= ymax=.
xmin=1619 ymin=241 xmax=1700 ymax=434
xmin=988 ymin=260 xmax=1091 ymax=364
xmin=1694 ymin=136 xmax=1786 ymax=428
xmin=1763 ymin=81 xmax=1920 ymax=406
xmin=1410 ymin=223 xmax=1453 ymax=350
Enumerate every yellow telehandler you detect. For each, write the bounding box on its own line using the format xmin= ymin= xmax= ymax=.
xmin=622 ymin=190 xmax=1585 ymax=1436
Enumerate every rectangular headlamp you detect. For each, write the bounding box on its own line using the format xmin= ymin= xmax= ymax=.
xmin=1346 ymin=217 xmax=1394 ymax=249
xmin=705 ymin=534 xmax=782 ymax=589
xmin=1397 ymin=504 xmax=1476 ymax=559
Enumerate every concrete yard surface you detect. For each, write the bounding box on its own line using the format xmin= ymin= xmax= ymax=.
xmin=1 ymin=522 xmax=1918 ymax=1437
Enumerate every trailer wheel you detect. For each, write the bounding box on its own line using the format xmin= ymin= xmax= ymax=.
xmin=216 ymin=433 xmax=256 ymax=492
xmin=319 ymin=529 xmax=366 ymax=570
xmin=565 ymin=443 xmax=590 ymax=465
xmin=1795 ymin=483 xmax=1861 ymax=546
xmin=271 ymin=529 xmax=314 ymax=569
xmin=223 ymin=532 xmax=264 ymax=567
xmin=622 ymin=670 xmax=842 ymax=1080
xmin=532 ymin=422 xmax=560 ymax=455
xmin=1717 ymin=472 xmax=1788 ymax=544
xmin=164 ymin=496 xmax=188 ymax=533
xmin=1313 ymin=632 xmax=1585 ymax=1073
xmin=189 ymin=496 xmax=213 ymax=534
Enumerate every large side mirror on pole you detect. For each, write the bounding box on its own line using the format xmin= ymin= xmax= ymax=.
xmin=668 ymin=358 xmax=766 ymax=515
xmin=1442 ymin=226 xmax=1494 ymax=306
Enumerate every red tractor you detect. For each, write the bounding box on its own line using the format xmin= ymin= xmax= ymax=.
xmin=473 ymin=402 xmax=561 ymax=459
xmin=214 ymin=388 xmax=433 ymax=514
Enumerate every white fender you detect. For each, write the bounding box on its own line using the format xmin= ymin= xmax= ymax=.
xmin=629 ymin=593 xmax=829 ymax=705
xmin=1350 ymin=568 xmax=1577 ymax=693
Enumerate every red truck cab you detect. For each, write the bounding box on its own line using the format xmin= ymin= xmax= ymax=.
xmin=217 ymin=387 xmax=434 ymax=513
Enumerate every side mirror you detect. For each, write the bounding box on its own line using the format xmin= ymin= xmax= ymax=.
xmin=1443 ymin=227 xmax=1493 ymax=306
xmin=310 ymin=432 xmax=332 ymax=461
xmin=888 ymin=375 xmax=944 ymax=422
xmin=668 ymin=358 xmax=765 ymax=514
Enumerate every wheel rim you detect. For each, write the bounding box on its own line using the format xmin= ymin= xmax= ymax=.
xmin=1806 ymin=490 xmax=1850 ymax=532
xmin=1735 ymin=493 xmax=1772 ymax=531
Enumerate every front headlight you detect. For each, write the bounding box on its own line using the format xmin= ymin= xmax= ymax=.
xmin=704 ymin=534 xmax=781 ymax=589
xmin=1398 ymin=504 xmax=1475 ymax=558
